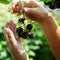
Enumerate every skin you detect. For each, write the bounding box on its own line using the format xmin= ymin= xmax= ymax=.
xmin=4 ymin=0 xmax=60 ymax=60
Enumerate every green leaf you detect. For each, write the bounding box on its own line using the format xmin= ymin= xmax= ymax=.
xmin=28 ymin=51 xmax=35 ymax=56
xmin=0 ymin=0 xmax=11 ymax=4
xmin=38 ymin=0 xmax=52 ymax=2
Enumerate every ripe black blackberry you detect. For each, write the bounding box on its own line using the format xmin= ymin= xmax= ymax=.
xmin=16 ymin=27 xmax=23 ymax=35
xmin=18 ymin=33 xmax=22 ymax=37
xmin=18 ymin=18 xmax=25 ymax=23
xmin=49 ymin=4 xmax=55 ymax=9
xmin=22 ymin=31 xmax=29 ymax=39
xmin=54 ymin=0 xmax=60 ymax=1
xmin=44 ymin=2 xmax=52 ymax=5
xmin=26 ymin=24 xmax=33 ymax=31
xmin=29 ymin=33 xmax=34 ymax=39
xmin=54 ymin=1 xmax=60 ymax=8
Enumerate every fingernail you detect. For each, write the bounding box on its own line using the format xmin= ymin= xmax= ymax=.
xmin=23 ymin=8 xmax=29 ymax=13
xmin=24 ymin=8 xmax=28 ymax=11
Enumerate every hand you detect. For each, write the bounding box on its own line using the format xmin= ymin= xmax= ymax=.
xmin=13 ymin=0 xmax=49 ymax=23
xmin=4 ymin=21 xmax=29 ymax=60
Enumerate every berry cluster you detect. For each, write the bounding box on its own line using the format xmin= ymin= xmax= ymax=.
xmin=16 ymin=22 xmax=34 ymax=39
xmin=44 ymin=0 xmax=60 ymax=9
xmin=12 ymin=2 xmax=34 ymax=39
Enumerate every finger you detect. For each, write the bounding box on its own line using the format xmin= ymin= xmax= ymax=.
xmin=5 ymin=21 xmax=16 ymax=37
xmin=17 ymin=37 xmax=22 ymax=42
xmin=22 ymin=0 xmax=40 ymax=8
xmin=5 ymin=21 xmax=12 ymax=34
xmin=4 ymin=32 xmax=9 ymax=46
xmin=12 ymin=23 xmax=16 ymax=35
xmin=4 ymin=29 xmax=11 ymax=48
xmin=11 ymin=21 xmax=16 ymax=34
xmin=12 ymin=24 xmax=16 ymax=38
xmin=8 ymin=21 xmax=16 ymax=35
xmin=5 ymin=22 xmax=10 ymax=28
xmin=9 ymin=21 xmax=13 ymax=30
xmin=12 ymin=0 xmax=19 ymax=8
xmin=23 ymin=7 xmax=39 ymax=21
xmin=10 ymin=21 xmax=16 ymax=36
xmin=5 ymin=28 xmax=17 ymax=47
xmin=17 ymin=37 xmax=22 ymax=45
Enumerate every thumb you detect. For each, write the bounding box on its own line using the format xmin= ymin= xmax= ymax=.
xmin=23 ymin=8 xmax=37 ymax=20
xmin=23 ymin=7 xmax=41 ymax=22
xmin=4 ymin=28 xmax=17 ymax=46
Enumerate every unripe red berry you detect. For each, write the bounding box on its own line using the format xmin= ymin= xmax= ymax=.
xmin=13 ymin=7 xmax=19 ymax=13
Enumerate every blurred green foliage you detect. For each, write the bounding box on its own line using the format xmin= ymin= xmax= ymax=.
xmin=39 ymin=0 xmax=51 ymax=2
xmin=0 ymin=0 xmax=60 ymax=60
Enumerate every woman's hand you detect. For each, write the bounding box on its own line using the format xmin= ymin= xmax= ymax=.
xmin=13 ymin=0 xmax=49 ymax=23
xmin=13 ymin=1 xmax=60 ymax=60
xmin=4 ymin=21 xmax=29 ymax=60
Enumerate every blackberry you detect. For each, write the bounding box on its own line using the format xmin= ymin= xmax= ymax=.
xmin=54 ymin=1 xmax=60 ymax=8
xmin=49 ymin=4 xmax=55 ymax=9
xmin=29 ymin=33 xmax=34 ymax=39
xmin=26 ymin=24 xmax=33 ymax=31
xmin=16 ymin=27 xmax=23 ymax=34
xmin=44 ymin=2 xmax=52 ymax=5
xmin=54 ymin=0 xmax=60 ymax=1
xmin=22 ymin=31 xmax=29 ymax=39
xmin=18 ymin=18 xmax=25 ymax=23
xmin=18 ymin=33 xmax=22 ymax=37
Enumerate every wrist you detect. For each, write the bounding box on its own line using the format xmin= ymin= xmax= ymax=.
xmin=38 ymin=12 xmax=53 ymax=24
xmin=36 ymin=8 xmax=51 ymax=23
xmin=12 ymin=53 xmax=29 ymax=60
xmin=13 ymin=57 xmax=29 ymax=60
xmin=39 ymin=12 xmax=58 ymax=30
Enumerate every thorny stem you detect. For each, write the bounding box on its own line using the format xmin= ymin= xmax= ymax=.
xmin=19 ymin=0 xmax=25 ymax=18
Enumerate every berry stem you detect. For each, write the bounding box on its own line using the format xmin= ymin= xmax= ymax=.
xmin=19 ymin=0 xmax=25 ymax=20
xmin=19 ymin=0 xmax=24 ymax=13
